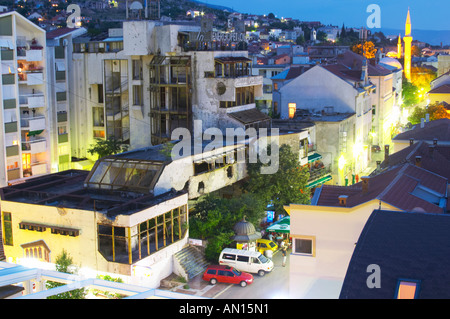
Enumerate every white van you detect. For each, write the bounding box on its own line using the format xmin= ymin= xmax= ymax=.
xmin=219 ymin=248 xmax=274 ymax=276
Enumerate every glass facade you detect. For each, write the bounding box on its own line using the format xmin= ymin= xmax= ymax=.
xmin=98 ymin=204 xmax=188 ymax=264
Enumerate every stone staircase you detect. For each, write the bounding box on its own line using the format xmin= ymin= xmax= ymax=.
xmin=174 ymin=245 xmax=209 ymax=280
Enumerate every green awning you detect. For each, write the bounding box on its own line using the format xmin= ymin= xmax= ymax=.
xmin=308 ymin=153 xmax=322 ymax=163
xmin=266 ymin=216 xmax=290 ymax=233
xmin=306 ymin=174 xmax=332 ymax=188
xmin=27 ymin=130 xmax=44 ymax=137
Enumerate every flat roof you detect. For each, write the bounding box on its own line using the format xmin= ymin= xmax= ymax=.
xmin=0 ymin=170 xmax=186 ymax=218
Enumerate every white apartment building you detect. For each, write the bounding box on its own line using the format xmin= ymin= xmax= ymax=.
xmin=0 ymin=11 xmax=49 ymax=187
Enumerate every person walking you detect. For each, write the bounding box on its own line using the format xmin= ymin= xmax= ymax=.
xmin=281 ymin=241 xmax=287 ymax=267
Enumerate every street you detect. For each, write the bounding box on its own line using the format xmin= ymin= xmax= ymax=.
xmin=215 ymin=249 xmax=290 ymax=299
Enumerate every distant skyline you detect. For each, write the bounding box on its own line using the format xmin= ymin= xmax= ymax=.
xmin=205 ymin=0 xmax=450 ymax=31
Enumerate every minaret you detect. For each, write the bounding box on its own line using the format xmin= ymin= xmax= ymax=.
xmin=397 ymin=34 xmax=402 ymax=59
xmin=403 ymin=8 xmax=413 ymax=81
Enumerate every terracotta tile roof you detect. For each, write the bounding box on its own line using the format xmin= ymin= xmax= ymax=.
xmin=379 ymin=140 xmax=450 ymax=180
xmin=428 ymin=84 xmax=450 ymax=94
xmin=392 ymin=118 xmax=450 ymax=142
xmin=321 ymin=63 xmax=368 ymax=83
xmin=315 ymin=163 xmax=447 ymax=214
xmin=340 ymin=209 xmax=450 ymax=299
xmin=337 ymin=50 xmax=392 ymax=77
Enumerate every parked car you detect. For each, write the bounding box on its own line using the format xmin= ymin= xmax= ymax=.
xmin=202 ymin=265 xmax=254 ymax=287
xmin=256 ymin=239 xmax=278 ymax=255
xmin=219 ymin=248 xmax=274 ymax=276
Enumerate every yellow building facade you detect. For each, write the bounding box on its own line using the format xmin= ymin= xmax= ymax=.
xmin=1 ymin=170 xmax=189 ymax=287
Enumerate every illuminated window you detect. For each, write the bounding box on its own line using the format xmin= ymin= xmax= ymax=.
xmin=2 ymin=212 xmax=13 ymax=246
xmin=22 ymin=153 xmax=31 ymax=170
xmin=288 ymin=103 xmax=296 ymax=119
xmin=293 ymin=236 xmax=315 ymax=256
xmin=395 ymin=280 xmax=420 ymax=299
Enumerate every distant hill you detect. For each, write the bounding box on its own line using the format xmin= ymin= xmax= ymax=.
xmin=188 ymin=0 xmax=234 ymax=12
xmin=378 ymin=28 xmax=450 ymax=46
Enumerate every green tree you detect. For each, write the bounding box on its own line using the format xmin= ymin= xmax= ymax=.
xmin=46 ymin=250 xmax=86 ymax=299
xmin=87 ymin=137 xmax=128 ymax=159
xmin=402 ymin=80 xmax=420 ymax=107
xmin=295 ymin=35 xmax=305 ymax=45
xmin=189 ymin=193 xmax=266 ymax=261
xmin=244 ymin=144 xmax=310 ymax=215
xmin=408 ymin=103 xmax=450 ymax=125
xmin=317 ymin=30 xmax=327 ymax=42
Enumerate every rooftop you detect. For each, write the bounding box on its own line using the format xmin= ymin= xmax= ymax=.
xmin=314 ymin=163 xmax=448 ymax=214
xmin=0 ymin=169 xmax=186 ymax=219
xmin=340 ymin=209 xmax=450 ymax=299
xmin=392 ymin=118 xmax=450 ymax=142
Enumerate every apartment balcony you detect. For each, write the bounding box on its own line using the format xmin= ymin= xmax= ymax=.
xmin=19 ymin=94 xmax=45 ymax=108
xmin=30 ymin=162 xmax=47 ymax=176
xmin=306 ymin=163 xmax=332 ymax=189
xmin=21 ymin=116 xmax=45 ymax=131
xmin=24 ymin=49 xmax=43 ymax=62
xmin=18 ymin=71 xmax=44 ymax=86
xmin=22 ymin=138 xmax=46 ymax=154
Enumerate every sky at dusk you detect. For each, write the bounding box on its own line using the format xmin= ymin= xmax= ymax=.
xmin=205 ymin=0 xmax=450 ymax=31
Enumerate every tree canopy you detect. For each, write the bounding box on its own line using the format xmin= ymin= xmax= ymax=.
xmin=87 ymin=137 xmax=129 ymax=159
xmin=244 ymin=144 xmax=311 ymax=214
xmin=351 ymin=41 xmax=377 ymax=59
xmin=46 ymin=250 xmax=86 ymax=299
xmin=408 ymin=103 xmax=450 ymax=125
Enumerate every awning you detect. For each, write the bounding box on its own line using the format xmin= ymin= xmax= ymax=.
xmin=306 ymin=174 xmax=332 ymax=188
xmin=308 ymin=153 xmax=322 ymax=163
xmin=266 ymin=216 xmax=290 ymax=234
xmin=27 ymin=130 xmax=44 ymax=137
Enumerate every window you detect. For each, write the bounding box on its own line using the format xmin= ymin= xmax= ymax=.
xmin=207 ymin=269 xmax=216 ymax=275
xmin=288 ymin=103 xmax=296 ymax=119
xmin=222 ymin=253 xmax=236 ymax=261
xmin=237 ymin=255 xmax=249 ymax=262
xmin=395 ymin=280 xmax=420 ymax=299
xmin=293 ymin=236 xmax=315 ymax=256
xmin=2 ymin=212 xmax=13 ymax=246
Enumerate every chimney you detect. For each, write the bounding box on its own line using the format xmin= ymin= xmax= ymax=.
xmin=384 ymin=144 xmax=390 ymax=162
xmin=409 ymin=138 xmax=414 ymax=146
xmin=338 ymin=195 xmax=348 ymax=207
xmin=433 ymin=138 xmax=438 ymax=146
xmin=376 ymin=160 xmax=381 ymax=171
xmin=426 ymin=113 xmax=430 ymax=122
xmin=415 ymin=156 xmax=422 ymax=167
xmin=361 ymin=176 xmax=370 ymax=193
xmin=420 ymin=118 xmax=425 ymax=128
xmin=429 ymin=145 xmax=435 ymax=158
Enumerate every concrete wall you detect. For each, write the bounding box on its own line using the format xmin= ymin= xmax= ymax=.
xmin=277 ymin=65 xmax=360 ymax=119
xmin=287 ymin=201 xmax=401 ymax=299
xmin=1 ymin=192 xmax=189 ymax=288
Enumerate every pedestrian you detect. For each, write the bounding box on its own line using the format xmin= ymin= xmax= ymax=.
xmin=281 ymin=242 xmax=287 ymax=267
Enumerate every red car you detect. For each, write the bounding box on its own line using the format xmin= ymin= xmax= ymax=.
xmin=202 ymin=265 xmax=254 ymax=287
